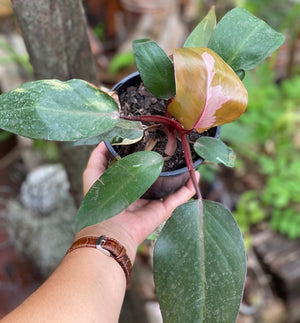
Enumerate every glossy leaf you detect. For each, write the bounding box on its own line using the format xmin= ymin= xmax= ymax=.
xmin=236 ymin=69 xmax=245 ymax=80
xmin=73 ymin=119 xmax=143 ymax=146
xmin=194 ymin=137 xmax=236 ymax=167
xmin=0 ymin=79 xmax=119 ymax=141
xmin=154 ymin=199 xmax=246 ymax=322
xmin=75 ymin=151 xmax=163 ymax=232
xmin=167 ymin=48 xmax=248 ymax=133
xmin=184 ymin=6 xmax=216 ymax=48
xmin=132 ymin=39 xmax=175 ymax=99
xmin=208 ymin=8 xmax=285 ymax=71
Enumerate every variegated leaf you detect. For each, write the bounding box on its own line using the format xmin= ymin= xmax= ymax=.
xmin=167 ymin=48 xmax=248 ymax=133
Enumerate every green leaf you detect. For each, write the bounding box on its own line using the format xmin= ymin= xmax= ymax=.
xmin=0 ymin=130 xmax=14 ymax=141
xmin=73 ymin=119 xmax=143 ymax=146
xmin=108 ymin=51 xmax=135 ymax=74
xmin=208 ymin=8 xmax=285 ymax=71
xmin=184 ymin=6 xmax=216 ymax=47
xmin=154 ymin=199 xmax=246 ymax=322
xmin=0 ymin=79 xmax=119 ymax=141
xmin=132 ymin=39 xmax=175 ymax=99
xmin=75 ymin=151 xmax=163 ymax=232
xmin=236 ymin=69 xmax=245 ymax=80
xmin=194 ymin=137 xmax=236 ymax=167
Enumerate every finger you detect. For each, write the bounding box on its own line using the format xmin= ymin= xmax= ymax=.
xmin=86 ymin=142 xmax=110 ymax=171
xmin=128 ymin=171 xmax=200 ymax=213
xmin=126 ymin=198 xmax=150 ymax=211
xmin=83 ymin=142 xmax=111 ymax=195
xmin=128 ymin=171 xmax=199 ymax=221
xmin=124 ymin=172 xmax=200 ymax=243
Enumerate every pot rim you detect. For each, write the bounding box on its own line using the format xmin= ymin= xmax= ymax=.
xmin=112 ymin=71 xmax=140 ymax=92
xmin=108 ymin=71 xmax=221 ymax=178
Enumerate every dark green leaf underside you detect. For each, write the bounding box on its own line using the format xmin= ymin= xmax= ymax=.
xmin=73 ymin=119 xmax=143 ymax=146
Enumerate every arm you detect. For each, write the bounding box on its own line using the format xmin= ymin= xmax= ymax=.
xmin=2 ymin=142 xmax=199 ymax=323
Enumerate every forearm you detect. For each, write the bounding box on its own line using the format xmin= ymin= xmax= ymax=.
xmin=2 ymin=247 xmax=130 ymax=323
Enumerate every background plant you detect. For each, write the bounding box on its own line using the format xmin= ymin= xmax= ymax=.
xmin=222 ymin=63 xmax=300 ymax=239
xmin=0 ymin=38 xmax=33 ymax=75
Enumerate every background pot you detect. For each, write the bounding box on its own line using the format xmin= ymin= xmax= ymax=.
xmin=106 ymin=71 xmax=221 ymax=199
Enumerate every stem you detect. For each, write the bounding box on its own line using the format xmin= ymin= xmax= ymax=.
xmin=180 ymin=133 xmax=202 ymax=200
xmin=121 ymin=114 xmax=186 ymax=133
xmin=122 ymin=114 xmax=201 ymax=199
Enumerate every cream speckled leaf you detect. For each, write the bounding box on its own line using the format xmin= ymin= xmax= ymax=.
xmin=0 ymin=79 xmax=119 ymax=141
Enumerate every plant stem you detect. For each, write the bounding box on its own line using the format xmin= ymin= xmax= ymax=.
xmin=121 ymin=115 xmax=186 ymax=133
xmin=180 ymin=133 xmax=202 ymax=200
xmin=122 ymin=114 xmax=201 ymax=199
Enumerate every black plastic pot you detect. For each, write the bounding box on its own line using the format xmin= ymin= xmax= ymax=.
xmin=105 ymin=72 xmax=220 ymax=199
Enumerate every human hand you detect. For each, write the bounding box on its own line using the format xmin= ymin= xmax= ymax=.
xmin=77 ymin=142 xmax=199 ymax=262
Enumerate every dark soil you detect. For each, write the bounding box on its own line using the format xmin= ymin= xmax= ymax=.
xmin=116 ymin=81 xmax=217 ymax=172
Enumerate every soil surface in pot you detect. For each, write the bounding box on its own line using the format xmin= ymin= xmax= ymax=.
xmin=117 ymin=82 xmax=216 ymax=172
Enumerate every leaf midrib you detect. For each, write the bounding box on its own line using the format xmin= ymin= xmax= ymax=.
xmin=2 ymin=104 xmax=116 ymax=116
xmin=226 ymin=21 xmax=263 ymax=68
xmin=199 ymin=199 xmax=206 ymax=322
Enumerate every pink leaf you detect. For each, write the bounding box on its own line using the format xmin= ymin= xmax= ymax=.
xmin=194 ymin=52 xmax=230 ymax=129
xmin=167 ymin=48 xmax=248 ymax=133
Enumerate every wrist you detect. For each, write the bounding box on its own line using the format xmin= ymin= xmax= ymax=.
xmin=66 ymin=235 xmax=132 ymax=288
xmin=62 ymin=247 xmax=126 ymax=321
xmin=74 ymin=221 xmax=137 ymax=264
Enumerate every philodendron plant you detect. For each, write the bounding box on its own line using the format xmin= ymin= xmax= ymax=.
xmin=0 ymin=8 xmax=284 ymax=322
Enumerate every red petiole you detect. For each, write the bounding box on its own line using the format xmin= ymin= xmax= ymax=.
xmin=121 ymin=114 xmax=201 ymax=199
xmin=180 ymin=132 xmax=202 ymax=199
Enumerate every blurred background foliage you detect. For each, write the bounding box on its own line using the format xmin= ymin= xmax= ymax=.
xmin=221 ymin=0 xmax=300 ymax=241
xmin=222 ymin=63 xmax=300 ymax=241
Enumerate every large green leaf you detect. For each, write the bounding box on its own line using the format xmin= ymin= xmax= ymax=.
xmin=73 ymin=119 xmax=143 ymax=146
xmin=184 ymin=6 xmax=216 ymax=48
xmin=194 ymin=137 xmax=236 ymax=167
xmin=154 ymin=199 xmax=246 ymax=322
xmin=0 ymin=79 xmax=119 ymax=141
xmin=75 ymin=151 xmax=163 ymax=232
xmin=132 ymin=39 xmax=175 ymax=99
xmin=208 ymin=8 xmax=285 ymax=71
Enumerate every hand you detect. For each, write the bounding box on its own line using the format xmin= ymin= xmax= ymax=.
xmin=77 ymin=142 xmax=199 ymax=262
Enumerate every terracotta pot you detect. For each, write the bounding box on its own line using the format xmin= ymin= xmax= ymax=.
xmin=105 ymin=72 xmax=220 ymax=199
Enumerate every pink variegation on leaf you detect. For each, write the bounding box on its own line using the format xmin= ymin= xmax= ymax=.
xmin=167 ymin=48 xmax=248 ymax=133
xmin=193 ymin=52 xmax=230 ymax=129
